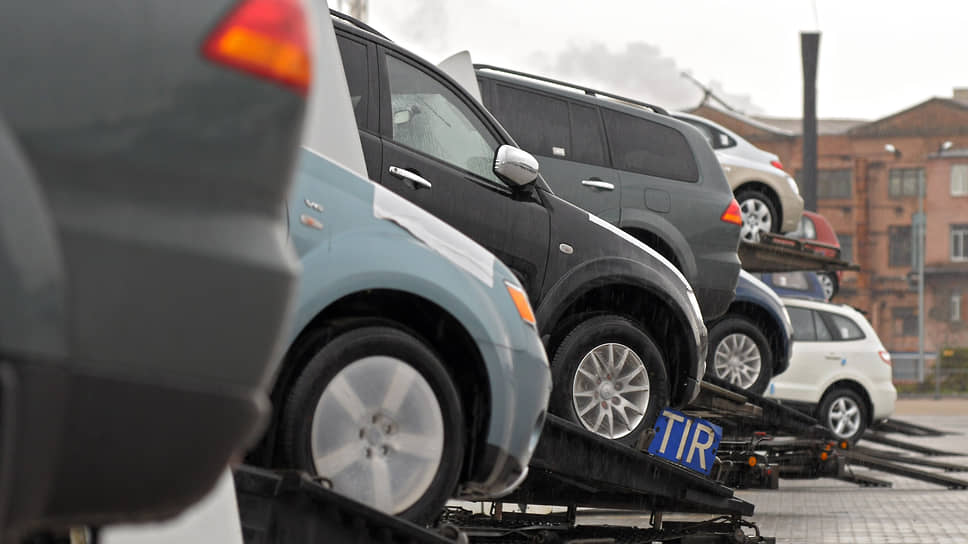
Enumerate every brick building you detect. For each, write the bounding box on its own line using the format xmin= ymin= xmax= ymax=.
xmin=690 ymin=91 xmax=968 ymax=372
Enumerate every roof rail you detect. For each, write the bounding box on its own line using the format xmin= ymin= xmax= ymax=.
xmin=474 ymin=64 xmax=669 ymax=116
xmin=329 ymin=9 xmax=391 ymax=41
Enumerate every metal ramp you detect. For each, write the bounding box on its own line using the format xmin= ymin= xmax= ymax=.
xmin=872 ymin=418 xmax=958 ymax=437
xmin=737 ymin=234 xmax=857 ymax=273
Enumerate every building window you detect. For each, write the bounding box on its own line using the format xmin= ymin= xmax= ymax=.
xmin=953 ymin=293 xmax=963 ymax=323
xmin=888 ymin=225 xmax=912 ymax=267
xmin=893 ymin=307 xmax=917 ymax=337
xmin=953 ymin=225 xmax=968 ymax=262
xmin=838 ymin=233 xmax=854 ymax=263
xmin=818 ymin=169 xmax=853 ymax=199
xmin=889 ymin=168 xmax=925 ymax=198
xmin=952 ymin=164 xmax=968 ymax=196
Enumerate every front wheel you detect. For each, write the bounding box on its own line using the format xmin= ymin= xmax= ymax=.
xmin=818 ymin=387 xmax=868 ymax=444
xmin=550 ymin=315 xmax=669 ymax=447
xmin=279 ymin=324 xmax=465 ymax=525
xmin=706 ymin=316 xmax=773 ymax=395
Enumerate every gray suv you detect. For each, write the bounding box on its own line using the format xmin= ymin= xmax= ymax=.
xmin=475 ymin=66 xmax=742 ymax=321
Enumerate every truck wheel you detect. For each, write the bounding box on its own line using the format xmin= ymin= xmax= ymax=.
xmin=707 ymin=316 xmax=773 ymax=395
xmin=818 ymin=387 xmax=868 ymax=444
xmin=550 ymin=315 xmax=669 ymax=447
xmin=736 ymin=188 xmax=778 ymax=242
xmin=280 ymin=324 xmax=464 ymax=525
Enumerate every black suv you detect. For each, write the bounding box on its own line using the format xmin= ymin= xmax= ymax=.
xmin=474 ymin=67 xmax=742 ymax=321
xmin=332 ymin=15 xmax=706 ymax=445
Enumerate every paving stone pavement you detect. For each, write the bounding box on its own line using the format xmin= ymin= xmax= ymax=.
xmin=578 ymin=413 xmax=968 ymax=543
xmin=735 ymin=414 xmax=968 ymax=544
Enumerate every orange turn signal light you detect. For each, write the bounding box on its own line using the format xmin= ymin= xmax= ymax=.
xmin=820 ymin=452 xmax=829 ymax=461
xmin=505 ymin=282 xmax=536 ymax=327
xmin=748 ymin=456 xmax=758 ymax=467
xmin=840 ymin=441 xmax=849 ymax=450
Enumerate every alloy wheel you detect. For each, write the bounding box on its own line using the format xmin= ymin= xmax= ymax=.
xmin=739 ymin=197 xmax=774 ymax=242
xmin=572 ymin=343 xmax=650 ymax=439
xmin=310 ymin=356 xmax=445 ymax=514
xmin=713 ymin=333 xmax=762 ymax=390
xmin=826 ymin=396 xmax=862 ymax=439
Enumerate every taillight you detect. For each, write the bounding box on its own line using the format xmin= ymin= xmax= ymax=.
xmin=203 ymin=0 xmax=311 ymax=94
xmin=771 ymin=160 xmax=785 ymax=171
xmin=878 ymin=350 xmax=892 ymax=366
xmin=720 ymin=199 xmax=743 ymax=226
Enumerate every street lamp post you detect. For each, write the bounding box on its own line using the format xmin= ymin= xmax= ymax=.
xmin=930 ymin=141 xmax=954 ymax=399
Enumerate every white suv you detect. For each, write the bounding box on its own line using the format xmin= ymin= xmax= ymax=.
xmin=766 ymin=298 xmax=897 ymax=443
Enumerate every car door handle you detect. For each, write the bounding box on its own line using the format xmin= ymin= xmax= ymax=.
xmin=824 ymin=353 xmax=842 ymax=360
xmin=581 ymin=179 xmax=615 ymax=190
xmin=389 ymin=166 xmax=432 ymax=189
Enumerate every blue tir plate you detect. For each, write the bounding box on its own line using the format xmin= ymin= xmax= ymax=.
xmin=647 ymin=408 xmax=722 ymax=476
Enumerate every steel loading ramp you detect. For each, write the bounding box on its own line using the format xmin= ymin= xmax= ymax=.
xmin=738 ymin=233 xmax=858 ymax=273
xmin=497 ymin=415 xmax=754 ymax=516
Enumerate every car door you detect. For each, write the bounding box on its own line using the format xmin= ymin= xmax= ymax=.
xmin=773 ymin=306 xmax=836 ymax=403
xmin=819 ymin=310 xmax=870 ymax=372
xmin=375 ymin=49 xmax=551 ymax=296
xmin=482 ymin=82 xmax=621 ymax=223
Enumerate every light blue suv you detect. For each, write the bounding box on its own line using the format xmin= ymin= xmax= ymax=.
xmin=259 ymin=149 xmax=551 ymax=524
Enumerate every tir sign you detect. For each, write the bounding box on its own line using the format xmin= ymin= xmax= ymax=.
xmin=647 ymin=409 xmax=723 ymax=475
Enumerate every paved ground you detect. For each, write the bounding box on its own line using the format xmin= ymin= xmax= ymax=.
xmin=580 ymin=399 xmax=968 ymax=543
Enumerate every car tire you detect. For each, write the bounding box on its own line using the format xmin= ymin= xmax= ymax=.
xmin=736 ymin=188 xmax=779 ymax=243
xmin=279 ymin=323 xmax=464 ymax=525
xmin=818 ymin=387 xmax=868 ymax=444
xmin=818 ymin=272 xmax=839 ymax=301
xmin=550 ymin=315 xmax=669 ymax=447
xmin=706 ymin=316 xmax=773 ymax=395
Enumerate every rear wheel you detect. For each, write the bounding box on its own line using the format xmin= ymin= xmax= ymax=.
xmin=706 ymin=316 xmax=773 ymax=395
xmin=736 ymin=188 xmax=778 ymax=243
xmin=818 ymin=387 xmax=868 ymax=444
xmin=550 ymin=315 xmax=669 ymax=447
xmin=818 ymin=272 xmax=839 ymax=301
xmin=280 ymin=324 xmax=464 ymax=525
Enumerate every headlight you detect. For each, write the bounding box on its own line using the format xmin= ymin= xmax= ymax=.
xmin=505 ymin=281 xmax=536 ymax=328
xmin=786 ymin=176 xmax=800 ymax=196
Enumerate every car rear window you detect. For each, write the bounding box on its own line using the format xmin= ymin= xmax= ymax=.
xmin=602 ymin=109 xmax=699 ymax=182
xmin=336 ymin=35 xmax=368 ymax=128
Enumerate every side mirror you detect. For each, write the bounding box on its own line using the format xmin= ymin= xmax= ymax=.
xmin=494 ymin=145 xmax=539 ymax=187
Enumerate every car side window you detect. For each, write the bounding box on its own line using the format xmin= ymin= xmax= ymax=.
xmin=824 ymin=312 xmax=866 ymax=341
xmin=813 ymin=310 xmax=833 ymax=341
xmin=385 ymin=55 xmax=500 ymax=184
xmin=602 ymin=109 xmax=699 ymax=182
xmin=787 ymin=307 xmax=816 ymax=341
xmin=487 ymin=83 xmax=570 ymax=160
xmin=569 ymin=102 xmax=607 ymax=166
xmin=336 ymin=35 xmax=368 ymax=128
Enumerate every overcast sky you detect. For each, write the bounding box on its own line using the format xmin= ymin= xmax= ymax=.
xmin=360 ymin=0 xmax=966 ymax=121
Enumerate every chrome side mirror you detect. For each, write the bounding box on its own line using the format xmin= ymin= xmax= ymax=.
xmin=494 ymin=145 xmax=539 ymax=187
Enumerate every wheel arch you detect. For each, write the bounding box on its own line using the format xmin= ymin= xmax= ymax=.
xmin=264 ymin=288 xmax=491 ymax=483
xmin=541 ymin=276 xmax=697 ymax=407
xmin=820 ymin=379 xmax=874 ymax=426
xmin=716 ymin=302 xmax=786 ymax=374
